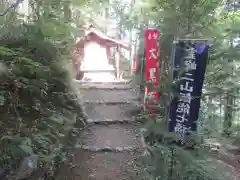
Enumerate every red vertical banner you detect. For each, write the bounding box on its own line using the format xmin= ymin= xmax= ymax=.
xmin=144 ymin=28 xmax=160 ymax=110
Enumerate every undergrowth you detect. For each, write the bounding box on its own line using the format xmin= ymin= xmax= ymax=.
xmin=0 ymin=24 xmax=86 ymax=179
xmin=141 ymin=117 xmax=231 ymax=180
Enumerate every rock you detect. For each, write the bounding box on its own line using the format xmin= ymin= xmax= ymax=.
xmin=116 ymin=147 xmax=124 ymax=152
xmin=15 ymin=155 xmax=38 ymax=180
xmin=0 ymin=168 xmax=6 ymax=178
xmin=89 ymin=173 xmax=96 ymax=180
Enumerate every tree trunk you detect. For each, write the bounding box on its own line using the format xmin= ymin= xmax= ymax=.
xmin=105 ymin=6 xmax=109 ymax=33
xmin=63 ymin=1 xmax=71 ymax=22
xmin=223 ymin=92 xmax=234 ymax=136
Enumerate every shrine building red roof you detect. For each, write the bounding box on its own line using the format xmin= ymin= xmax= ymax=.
xmin=75 ymin=26 xmax=130 ymax=50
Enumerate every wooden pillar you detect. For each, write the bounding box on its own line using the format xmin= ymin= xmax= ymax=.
xmin=117 ymin=45 xmax=122 ymax=79
xmin=115 ymin=46 xmax=120 ymax=79
xmin=106 ymin=46 xmax=111 ymax=65
xmin=119 ymin=48 xmax=122 ymax=77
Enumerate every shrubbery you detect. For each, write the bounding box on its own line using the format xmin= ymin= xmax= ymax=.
xmin=0 ymin=24 xmax=85 ymax=179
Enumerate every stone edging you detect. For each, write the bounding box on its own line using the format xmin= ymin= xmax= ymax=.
xmin=75 ymin=145 xmax=138 ymax=152
xmin=79 ymin=86 xmax=133 ymax=90
xmin=86 ymin=118 xmax=136 ymax=124
xmin=73 ymin=79 xmax=132 ymax=84
xmin=83 ymin=99 xmax=141 ymax=105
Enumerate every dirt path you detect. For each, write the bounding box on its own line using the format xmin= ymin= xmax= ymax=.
xmin=73 ymin=81 xmax=147 ymax=180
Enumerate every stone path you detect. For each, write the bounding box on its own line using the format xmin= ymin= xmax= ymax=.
xmin=73 ymin=80 xmax=146 ymax=180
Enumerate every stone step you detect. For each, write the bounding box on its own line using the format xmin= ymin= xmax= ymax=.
xmin=83 ymin=100 xmax=140 ymax=105
xmin=75 ymin=145 xmax=137 ymax=152
xmin=73 ymin=79 xmax=131 ymax=84
xmin=80 ymin=88 xmax=138 ymax=103
xmin=80 ymin=69 xmax=116 ymax=73
xmin=73 ymin=151 xmax=146 ymax=180
xmin=84 ymin=104 xmax=141 ymax=121
xmin=78 ymin=84 xmax=133 ymax=90
xmin=86 ymin=118 xmax=136 ymax=125
xmin=77 ymin=124 xmax=143 ymax=151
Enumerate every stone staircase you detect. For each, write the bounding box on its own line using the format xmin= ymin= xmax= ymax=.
xmin=73 ymin=80 xmax=147 ymax=180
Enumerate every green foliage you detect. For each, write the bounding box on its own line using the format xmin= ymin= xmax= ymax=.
xmin=127 ymin=0 xmax=240 ymax=179
xmin=0 ymin=30 xmax=84 ymax=178
xmin=0 ymin=0 xmax=87 ymax=178
xmin=142 ymin=117 xmax=230 ymax=180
